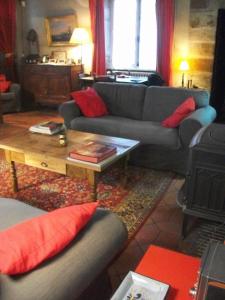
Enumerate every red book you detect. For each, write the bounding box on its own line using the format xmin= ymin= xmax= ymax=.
xmin=69 ymin=141 xmax=117 ymax=163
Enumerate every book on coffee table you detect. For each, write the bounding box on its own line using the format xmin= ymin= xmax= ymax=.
xmin=68 ymin=141 xmax=117 ymax=163
xmin=29 ymin=121 xmax=63 ymax=135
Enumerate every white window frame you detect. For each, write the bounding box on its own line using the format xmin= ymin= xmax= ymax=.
xmin=105 ymin=0 xmax=156 ymax=70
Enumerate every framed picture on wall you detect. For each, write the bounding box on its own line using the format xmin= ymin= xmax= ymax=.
xmin=52 ymin=51 xmax=67 ymax=61
xmin=45 ymin=14 xmax=77 ymax=46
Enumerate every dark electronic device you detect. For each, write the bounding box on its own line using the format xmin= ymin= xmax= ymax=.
xmin=193 ymin=242 xmax=225 ymax=299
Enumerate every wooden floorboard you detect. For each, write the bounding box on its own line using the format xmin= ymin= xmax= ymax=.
xmin=0 ymin=110 xmax=63 ymax=158
xmin=2 ymin=110 xmax=63 ymax=129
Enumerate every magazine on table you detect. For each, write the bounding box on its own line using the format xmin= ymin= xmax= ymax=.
xmin=29 ymin=121 xmax=64 ymax=135
xmin=68 ymin=141 xmax=117 ymax=163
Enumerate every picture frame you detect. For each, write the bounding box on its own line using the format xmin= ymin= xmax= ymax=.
xmin=48 ymin=59 xmax=57 ymax=64
xmin=51 ymin=50 xmax=67 ymax=61
xmin=45 ymin=14 xmax=77 ymax=46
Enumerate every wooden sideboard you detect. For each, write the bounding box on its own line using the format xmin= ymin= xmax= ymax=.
xmin=22 ymin=64 xmax=82 ymax=107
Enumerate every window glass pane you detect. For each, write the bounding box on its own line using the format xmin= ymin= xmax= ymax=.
xmin=139 ymin=0 xmax=157 ymax=70
xmin=112 ymin=0 xmax=137 ymax=68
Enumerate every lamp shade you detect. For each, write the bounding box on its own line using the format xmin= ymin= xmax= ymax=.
xmin=179 ymin=60 xmax=189 ymax=71
xmin=70 ymin=28 xmax=89 ymax=44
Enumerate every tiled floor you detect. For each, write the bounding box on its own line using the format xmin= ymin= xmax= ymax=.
xmin=108 ymin=176 xmax=185 ymax=291
xmin=1 ymin=111 xmax=187 ymax=294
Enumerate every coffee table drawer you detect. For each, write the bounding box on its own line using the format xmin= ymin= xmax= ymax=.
xmin=25 ymin=154 xmax=66 ymax=174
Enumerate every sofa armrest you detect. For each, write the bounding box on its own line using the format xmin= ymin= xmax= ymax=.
xmin=58 ymin=100 xmax=81 ymax=129
xmin=179 ymin=105 xmax=217 ymax=146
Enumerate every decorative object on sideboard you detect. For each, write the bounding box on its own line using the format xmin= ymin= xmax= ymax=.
xmin=51 ymin=50 xmax=67 ymax=62
xmin=45 ymin=14 xmax=77 ymax=46
xmin=70 ymin=28 xmax=89 ymax=67
xmin=179 ymin=59 xmax=189 ymax=88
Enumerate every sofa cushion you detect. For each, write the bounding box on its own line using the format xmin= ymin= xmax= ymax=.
xmin=142 ymin=86 xmax=209 ymax=122
xmin=70 ymin=116 xmax=180 ymax=149
xmin=71 ymin=88 xmax=108 ymax=117
xmin=162 ymin=97 xmax=196 ymax=128
xmin=0 ymin=202 xmax=98 ymax=275
xmin=93 ymin=82 xmax=146 ymax=120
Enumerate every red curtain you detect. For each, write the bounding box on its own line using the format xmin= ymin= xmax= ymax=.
xmin=0 ymin=0 xmax=16 ymax=80
xmin=89 ymin=0 xmax=106 ymax=75
xmin=156 ymin=0 xmax=174 ymax=85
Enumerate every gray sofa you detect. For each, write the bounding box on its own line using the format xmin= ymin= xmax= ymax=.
xmin=59 ymin=83 xmax=216 ymax=174
xmin=0 ymin=198 xmax=127 ymax=300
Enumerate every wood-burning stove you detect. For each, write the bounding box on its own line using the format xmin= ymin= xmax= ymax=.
xmin=177 ymin=123 xmax=225 ymax=237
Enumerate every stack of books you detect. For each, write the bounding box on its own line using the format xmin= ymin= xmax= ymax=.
xmin=29 ymin=121 xmax=63 ymax=135
xmin=68 ymin=141 xmax=117 ymax=163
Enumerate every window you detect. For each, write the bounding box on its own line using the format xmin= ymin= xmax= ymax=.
xmin=110 ymin=0 xmax=157 ymax=70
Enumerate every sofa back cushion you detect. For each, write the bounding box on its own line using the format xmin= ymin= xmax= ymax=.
xmin=142 ymin=86 xmax=209 ymax=122
xmin=93 ymin=82 xmax=146 ymax=120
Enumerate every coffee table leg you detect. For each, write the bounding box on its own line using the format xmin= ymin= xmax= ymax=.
xmin=122 ymin=154 xmax=129 ymax=187
xmin=87 ymin=170 xmax=99 ymax=201
xmin=10 ymin=161 xmax=18 ymax=192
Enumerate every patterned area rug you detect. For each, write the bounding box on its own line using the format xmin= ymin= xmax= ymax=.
xmin=0 ymin=160 xmax=173 ymax=238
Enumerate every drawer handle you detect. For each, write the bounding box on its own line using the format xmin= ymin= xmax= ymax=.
xmin=41 ymin=162 xmax=48 ymax=168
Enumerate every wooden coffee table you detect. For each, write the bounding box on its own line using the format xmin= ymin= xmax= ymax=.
xmin=0 ymin=129 xmax=139 ymax=200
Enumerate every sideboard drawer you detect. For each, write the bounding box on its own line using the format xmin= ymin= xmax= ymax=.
xmin=25 ymin=153 xmax=66 ymax=174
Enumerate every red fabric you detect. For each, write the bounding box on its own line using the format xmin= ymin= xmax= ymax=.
xmin=0 ymin=80 xmax=11 ymax=92
xmin=71 ymin=87 xmax=108 ymax=117
xmin=156 ymin=0 xmax=174 ymax=85
xmin=0 ymin=202 xmax=98 ymax=275
xmin=162 ymin=97 xmax=196 ymax=128
xmin=0 ymin=0 xmax=16 ymax=81
xmin=136 ymin=245 xmax=200 ymax=300
xmin=89 ymin=0 xmax=106 ymax=75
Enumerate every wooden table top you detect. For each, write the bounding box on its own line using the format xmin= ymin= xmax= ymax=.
xmin=0 ymin=129 xmax=140 ymax=172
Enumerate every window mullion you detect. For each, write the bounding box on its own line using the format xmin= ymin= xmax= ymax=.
xmin=135 ymin=0 xmax=141 ymax=68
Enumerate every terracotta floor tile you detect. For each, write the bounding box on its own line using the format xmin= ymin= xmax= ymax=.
xmin=137 ymin=242 xmax=153 ymax=254
xmin=144 ymin=216 xmax=155 ymax=225
xmin=135 ymin=223 xmax=160 ymax=245
xmin=150 ymin=203 xmax=174 ymax=223
xmin=109 ymin=274 xmax=122 ymax=292
xmin=112 ymin=239 xmax=144 ymax=274
xmin=154 ymin=231 xmax=180 ymax=250
xmin=156 ymin=219 xmax=182 ymax=235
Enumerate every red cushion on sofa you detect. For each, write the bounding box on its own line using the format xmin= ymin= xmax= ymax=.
xmin=0 ymin=202 xmax=98 ymax=275
xmin=162 ymin=97 xmax=196 ymax=128
xmin=71 ymin=87 xmax=108 ymax=117
xmin=0 ymin=80 xmax=11 ymax=92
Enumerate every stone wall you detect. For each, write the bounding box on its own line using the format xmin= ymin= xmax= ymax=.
xmin=188 ymin=0 xmax=225 ymax=89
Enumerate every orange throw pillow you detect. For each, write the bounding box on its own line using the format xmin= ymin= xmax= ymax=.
xmin=0 ymin=202 xmax=98 ymax=275
xmin=71 ymin=87 xmax=108 ymax=117
xmin=162 ymin=97 xmax=196 ymax=128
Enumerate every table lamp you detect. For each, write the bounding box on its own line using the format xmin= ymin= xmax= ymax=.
xmin=70 ymin=28 xmax=89 ymax=67
xmin=179 ymin=60 xmax=189 ymax=87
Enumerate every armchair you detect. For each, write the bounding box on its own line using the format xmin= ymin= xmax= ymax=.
xmin=1 ymin=83 xmax=21 ymax=113
xmin=0 ymin=52 xmax=21 ymax=113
